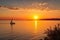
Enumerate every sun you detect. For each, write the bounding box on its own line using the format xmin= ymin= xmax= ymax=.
xmin=34 ymin=15 xmax=38 ymax=19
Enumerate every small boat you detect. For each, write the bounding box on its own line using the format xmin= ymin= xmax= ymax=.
xmin=10 ymin=19 xmax=15 ymax=24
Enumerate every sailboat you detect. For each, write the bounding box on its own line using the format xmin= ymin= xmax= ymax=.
xmin=10 ymin=19 xmax=15 ymax=24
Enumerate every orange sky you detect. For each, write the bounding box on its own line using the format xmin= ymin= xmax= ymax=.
xmin=0 ymin=0 xmax=60 ymax=19
xmin=0 ymin=8 xmax=60 ymax=19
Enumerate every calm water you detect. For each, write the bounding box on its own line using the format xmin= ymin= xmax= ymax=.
xmin=0 ymin=20 xmax=60 ymax=40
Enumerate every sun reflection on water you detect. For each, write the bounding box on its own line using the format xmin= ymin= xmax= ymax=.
xmin=34 ymin=20 xmax=38 ymax=34
xmin=35 ymin=20 xmax=37 ymax=30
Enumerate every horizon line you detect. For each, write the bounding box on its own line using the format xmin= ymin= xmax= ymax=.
xmin=0 ymin=18 xmax=60 ymax=21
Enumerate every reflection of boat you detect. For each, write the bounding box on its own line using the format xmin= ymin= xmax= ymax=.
xmin=10 ymin=19 xmax=15 ymax=24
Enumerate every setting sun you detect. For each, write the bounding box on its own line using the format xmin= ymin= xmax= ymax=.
xmin=34 ymin=15 xmax=38 ymax=19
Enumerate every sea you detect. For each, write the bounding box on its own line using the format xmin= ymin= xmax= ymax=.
xmin=0 ymin=20 xmax=60 ymax=40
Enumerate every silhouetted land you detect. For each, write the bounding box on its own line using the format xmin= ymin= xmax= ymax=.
xmin=40 ymin=18 xmax=60 ymax=21
xmin=44 ymin=24 xmax=60 ymax=40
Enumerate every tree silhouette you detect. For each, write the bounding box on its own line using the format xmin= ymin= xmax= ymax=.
xmin=45 ymin=24 xmax=60 ymax=40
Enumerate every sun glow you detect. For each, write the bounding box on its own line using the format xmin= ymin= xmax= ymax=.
xmin=34 ymin=15 xmax=38 ymax=19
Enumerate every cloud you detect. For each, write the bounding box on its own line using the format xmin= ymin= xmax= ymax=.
xmin=30 ymin=2 xmax=60 ymax=10
xmin=7 ymin=6 xmax=19 ymax=10
xmin=0 ymin=5 xmax=19 ymax=10
xmin=0 ymin=2 xmax=49 ymax=11
xmin=31 ymin=2 xmax=49 ymax=10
